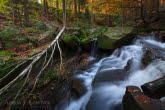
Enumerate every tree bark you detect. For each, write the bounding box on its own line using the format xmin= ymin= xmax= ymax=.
xmin=23 ymin=0 xmax=29 ymax=26
xmin=78 ymin=0 xmax=81 ymax=14
xmin=62 ymin=0 xmax=66 ymax=26
xmin=56 ymin=0 xmax=59 ymax=18
xmin=74 ymin=0 xmax=77 ymax=15
xmin=156 ymin=0 xmax=160 ymax=20
xmin=12 ymin=0 xmax=15 ymax=25
xmin=44 ymin=0 xmax=49 ymax=19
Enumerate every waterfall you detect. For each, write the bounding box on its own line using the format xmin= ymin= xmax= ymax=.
xmin=60 ymin=36 xmax=165 ymax=110
xmin=88 ymin=38 xmax=98 ymax=61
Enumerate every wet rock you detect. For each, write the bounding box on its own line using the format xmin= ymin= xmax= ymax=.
xmin=71 ymin=77 xmax=87 ymax=97
xmin=114 ymin=33 xmax=136 ymax=49
xmin=159 ymin=35 xmax=165 ymax=42
xmin=93 ymin=59 xmax=131 ymax=86
xmin=93 ymin=68 xmax=127 ymax=85
xmin=141 ymin=76 xmax=165 ymax=99
xmin=123 ymin=86 xmax=165 ymax=110
xmin=142 ymin=50 xmax=153 ymax=67
xmin=141 ymin=39 xmax=165 ymax=61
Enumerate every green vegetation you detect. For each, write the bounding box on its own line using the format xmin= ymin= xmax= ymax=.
xmin=0 ymin=51 xmax=18 ymax=78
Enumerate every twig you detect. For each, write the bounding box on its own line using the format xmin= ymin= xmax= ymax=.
xmin=57 ymin=41 xmax=63 ymax=70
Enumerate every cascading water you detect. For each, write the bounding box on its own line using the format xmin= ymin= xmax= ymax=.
xmin=60 ymin=36 xmax=165 ymax=110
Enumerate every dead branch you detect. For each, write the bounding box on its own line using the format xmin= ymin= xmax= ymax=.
xmin=0 ymin=27 xmax=65 ymax=100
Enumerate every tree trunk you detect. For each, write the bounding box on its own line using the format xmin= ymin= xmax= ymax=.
xmin=23 ymin=0 xmax=29 ymax=26
xmin=156 ymin=0 xmax=160 ymax=20
xmin=78 ymin=0 xmax=81 ymax=14
xmin=12 ymin=0 xmax=15 ymax=25
xmin=140 ymin=0 xmax=146 ymax=23
xmin=56 ymin=0 xmax=59 ymax=19
xmin=74 ymin=0 xmax=77 ymax=15
xmin=44 ymin=0 xmax=49 ymax=19
xmin=62 ymin=0 xmax=66 ymax=26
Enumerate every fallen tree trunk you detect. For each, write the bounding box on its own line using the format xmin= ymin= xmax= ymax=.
xmin=0 ymin=27 xmax=65 ymax=106
xmin=141 ymin=76 xmax=165 ymax=99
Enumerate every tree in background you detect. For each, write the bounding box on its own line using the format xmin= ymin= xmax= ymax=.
xmin=23 ymin=0 xmax=29 ymax=26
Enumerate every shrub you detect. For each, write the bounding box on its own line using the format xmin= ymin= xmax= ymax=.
xmin=0 ymin=28 xmax=18 ymax=40
xmin=35 ymin=21 xmax=48 ymax=31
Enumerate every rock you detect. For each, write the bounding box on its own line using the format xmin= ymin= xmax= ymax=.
xmin=158 ymin=31 xmax=165 ymax=42
xmin=123 ymin=86 xmax=165 ymax=110
xmin=71 ymin=77 xmax=87 ymax=97
xmin=142 ymin=50 xmax=153 ymax=67
xmin=98 ymin=27 xmax=134 ymax=50
xmin=141 ymin=40 xmax=165 ymax=61
xmin=93 ymin=59 xmax=131 ymax=86
xmin=114 ymin=33 xmax=136 ymax=49
xmin=93 ymin=68 xmax=127 ymax=85
xmin=63 ymin=34 xmax=80 ymax=51
xmin=141 ymin=76 xmax=165 ymax=99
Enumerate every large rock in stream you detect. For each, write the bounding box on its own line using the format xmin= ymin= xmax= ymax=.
xmin=98 ymin=27 xmax=135 ymax=50
xmin=92 ymin=47 xmax=134 ymax=86
xmin=71 ymin=77 xmax=87 ymax=97
xmin=141 ymin=76 xmax=165 ymax=99
xmin=123 ymin=86 xmax=165 ymax=110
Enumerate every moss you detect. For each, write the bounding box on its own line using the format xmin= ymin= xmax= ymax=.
xmin=98 ymin=27 xmax=134 ymax=50
xmin=35 ymin=21 xmax=48 ymax=31
xmin=98 ymin=35 xmax=118 ymax=49
xmin=38 ymin=68 xmax=65 ymax=87
xmin=64 ymin=34 xmax=80 ymax=43
xmin=0 ymin=58 xmax=17 ymax=78
xmin=81 ymin=38 xmax=91 ymax=44
xmin=104 ymin=27 xmax=133 ymax=38
xmin=0 ymin=28 xmax=18 ymax=40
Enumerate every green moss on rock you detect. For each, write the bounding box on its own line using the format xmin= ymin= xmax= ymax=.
xmin=98 ymin=27 xmax=133 ymax=50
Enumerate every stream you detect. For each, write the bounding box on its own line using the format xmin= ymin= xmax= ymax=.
xmin=57 ymin=36 xmax=165 ymax=110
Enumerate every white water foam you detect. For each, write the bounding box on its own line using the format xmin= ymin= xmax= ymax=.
xmin=63 ymin=37 xmax=165 ymax=110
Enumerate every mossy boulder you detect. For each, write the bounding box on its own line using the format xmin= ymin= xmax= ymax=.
xmin=98 ymin=27 xmax=134 ymax=50
xmin=63 ymin=34 xmax=80 ymax=51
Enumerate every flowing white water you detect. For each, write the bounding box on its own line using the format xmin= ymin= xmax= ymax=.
xmin=62 ymin=37 xmax=165 ymax=110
